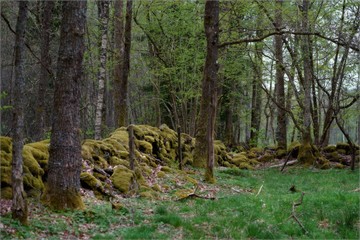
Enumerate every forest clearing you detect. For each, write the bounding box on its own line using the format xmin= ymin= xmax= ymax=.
xmin=1 ymin=0 xmax=359 ymax=238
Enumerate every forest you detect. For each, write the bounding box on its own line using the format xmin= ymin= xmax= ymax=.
xmin=0 ymin=0 xmax=359 ymax=239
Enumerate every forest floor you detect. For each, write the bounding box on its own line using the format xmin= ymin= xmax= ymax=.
xmin=1 ymin=166 xmax=359 ymax=239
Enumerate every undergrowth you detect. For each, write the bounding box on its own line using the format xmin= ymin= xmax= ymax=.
xmin=1 ymin=167 xmax=359 ymax=239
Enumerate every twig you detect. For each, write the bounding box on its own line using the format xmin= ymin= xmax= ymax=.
xmin=281 ymin=148 xmax=295 ymax=172
xmin=256 ymin=184 xmax=263 ymax=197
xmin=289 ymin=192 xmax=308 ymax=235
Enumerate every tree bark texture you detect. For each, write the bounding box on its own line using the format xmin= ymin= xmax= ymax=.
xmin=95 ymin=0 xmax=110 ymax=140
xmin=12 ymin=0 xmax=28 ymax=225
xmin=114 ymin=0 xmax=124 ymax=127
xmin=274 ymin=0 xmax=287 ymax=150
xmin=43 ymin=1 xmax=87 ymax=210
xmin=117 ymin=0 xmax=133 ymax=127
xmin=34 ymin=0 xmax=54 ymax=141
xmin=194 ymin=0 xmax=219 ymax=184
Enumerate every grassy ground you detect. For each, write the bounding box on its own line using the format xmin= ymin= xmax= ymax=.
xmin=1 ymin=167 xmax=359 ymax=239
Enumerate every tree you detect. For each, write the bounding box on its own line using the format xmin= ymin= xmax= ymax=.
xmin=94 ymin=0 xmax=110 ymax=140
xmin=33 ymin=0 xmax=54 ymax=141
xmin=117 ymin=0 xmax=133 ymax=127
xmin=274 ymin=0 xmax=287 ymax=150
xmin=194 ymin=0 xmax=219 ymax=183
xmin=12 ymin=0 xmax=28 ymax=225
xmin=43 ymin=1 xmax=87 ymax=210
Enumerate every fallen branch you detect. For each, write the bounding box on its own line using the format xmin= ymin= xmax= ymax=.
xmin=231 ymin=187 xmax=253 ymax=194
xmin=289 ymin=192 xmax=308 ymax=235
xmin=269 ymin=160 xmax=298 ymax=169
xmin=176 ymin=185 xmax=216 ymax=201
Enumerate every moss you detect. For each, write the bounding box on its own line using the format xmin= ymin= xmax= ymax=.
xmin=288 ymin=141 xmax=301 ymax=158
xmin=135 ymin=140 xmax=153 ymax=154
xmin=161 ymin=166 xmax=172 ymax=172
xmin=259 ymin=153 xmax=274 ymax=162
xmin=23 ymin=174 xmax=44 ymax=191
xmin=93 ymin=172 xmax=107 ymax=181
xmin=223 ymin=161 xmax=232 ymax=168
xmin=1 ymin=166 xmax=12 ymax=186
xmin=140 ymin=164 xmax=152 ymax=175
xmin=152 ymin=184 xmax=162 ymax=192
xmin=144 ymin=135 xmax=155 ymax=143
xmin=323 ymin=145 xmax=336 ymax=153
xmin=109 ymin=156 xmax=129 ymax=167
xmin=334 ymin=163 xmax=345 ymax=169
xmin=80 ymin=172 xmax=104 ymax=191
xmin=327 ymin=151 xmax=341 ymax=162
xmin=185 ymin=176 xmax=198 ymax=185
xmin=0 ymin=151 xmax=11 ymax=166
xmin=157 ymin=171 xmax=166 ymax=178
xmin=92 ymin=156 xmax=108 ymax=169
xmin=275 ymin=149 xmax=287 ymax=159
xmin=159 ymin=124 xmax=177 ymax=142
xmin=0 ymin=136 xmax=12 ymax=153
xmin=139 ymin=191 xmax=156 ymax=199
xmin=42 ymin=188 xmax=85 ymax=210
xmin=297 ymin=143 xmax=316 ymax=165
xmin=22 ymin=145 xmax=45 ymax=176
xmin=1 ymin=186 xmax=12 ymax=199
xmin=110 ymin=165 xmax=136 ymax=194
xmin=238 ymin=162 xmax=254 ymax=170
xmin=337 ymin=149 xmax=347 ymax=155
xmin=336 ymin=143 xmax=350 ymax=154
xmin=205 ymin=167 xmax=216 ymax=184
xmin=231 ymin=153 xmax=249 ymax=166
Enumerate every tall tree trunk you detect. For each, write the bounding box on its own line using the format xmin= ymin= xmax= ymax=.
xmin=114 ymin=0 xmax=124 ymax=127
xmin=94 ymin=0 xmax=109 ymax=140
xmin=274 ymin=0 xmax=287 ymax=150
xmin=12 ymin=0 xmax=28 ymax=225
xmin=43 ymin=1 xmax=87 ymax=210
xmin=34 ymin=0 xmax=54 ymax=141
xmin=298 ymin=0 xmax=315 ymax=164
xmin=117 ymin=0 xmax=133 ymax=127
xmin=194 ymin=0 xmax=219 ymax=184
xmin=249 ymin=43 xmax=262 ymax=147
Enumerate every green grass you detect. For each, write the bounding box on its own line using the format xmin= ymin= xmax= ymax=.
xmin=1 ymin=168 xmax=359 ymax=239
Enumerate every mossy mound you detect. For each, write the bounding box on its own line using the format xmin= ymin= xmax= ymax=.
xmin=110 ymin=166 xmax=137 ymax=194
xmin=323 ymin=145 xmax=337 ymax=153
xmin=288 ymin=141 xmax=301 ymax=158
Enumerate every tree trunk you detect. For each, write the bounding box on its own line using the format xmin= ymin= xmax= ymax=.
xmin=43 ymin=1 xmax=87 ymax=210
xmin=12 ymin=0 xmax=28 ymax=225
xmin=274 ymin=0 xmax=287 ymax=150
xmin=249 ymin=42 xmax=262 ymax=147
xmin=113 ymin=0 xmax=124 ymax=127
xmin=117 ymin=0 xmax=133 ymax=127
xmin=194 ymin=0 xmax=219 ymax=184
xmin=298 ymin=0 xmax=315 ymax=165
xmin=94 ymin=0 xmax=109 ymax=140
xmin=34 ymin=0 xmax=54 ymax=141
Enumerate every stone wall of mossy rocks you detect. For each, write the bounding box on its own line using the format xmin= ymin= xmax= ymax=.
xmin=1 ymin=125 xmax=358 ymax=200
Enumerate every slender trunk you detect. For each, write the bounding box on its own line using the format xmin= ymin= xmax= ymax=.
xmin=118 ymin=0 xmax=133 ymax=127
xmin=34 ymin=0 xmax=54 ymax=141
xmin=94 ymin=0 xmax=109 ymax=140
xmin=43 ymin=1 xmax=87 ymax=210
xmin=12 ymin=0 xmax=28 ymax=225
xmin=114 ymin=0 xmax=124 ymax=127
xmin=249 ymin=43 xmax=262 ymax=147
xmin=275 ymin=0 xmax=287 ymax=150
xmin=195 ymin=0 xmax=219 ymax=184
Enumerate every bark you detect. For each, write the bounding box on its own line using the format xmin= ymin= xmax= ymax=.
xmin=43 ymin=1 xmax=87 ymax=210
xmin=94 ymin=0 xmax=110 ymax=140
xmin=117 ymin=0 xmax=133 ymax=127
xmin=194 ymin=0 xmax=219 ymax=185
xmin=113 ymin=0 xmax=124 ymax=127
xmin=12 ymin=0 xmax=28 ymax=225
xmin=34 ymin=0 xmax=54 ymax=141
xmin=274 ymin=0 xmax=287 ymax=150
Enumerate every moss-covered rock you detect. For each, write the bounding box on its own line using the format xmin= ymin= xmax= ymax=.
xmin=298 ymin=143 xmax=316 ymax=165
xmin=259 ymin=153 xmax=274 ymax=162
xmin=1 ymin=166 xmax=12 ymax=187
xmin=288 ymin=141 xmax=301 ymax=158
xmin=136 ymin=140 xmax=153 ymax=154
xmin=323 ymin=145 xmax=336 ymax=153
xmin=336 ymin=143 xmax=350 ymax=154
xmin=275 ymin=149 xmax=287 ymax=159
xmin=22 ymin=145 xmax=45 ymax=176
xmin=80 ymin=172 xmax=104 ymax=191
xmin=231 ymin=153 xmax=249 ymax=166
xmin=110 ymin=166 xmax=136 ymax=194
xmin=0 ymin=136 xmax=12 ymax=153
xmin=0 ymin=151 xmax=11 ymax=166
